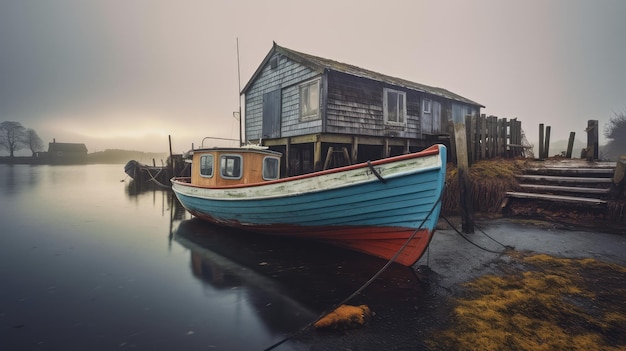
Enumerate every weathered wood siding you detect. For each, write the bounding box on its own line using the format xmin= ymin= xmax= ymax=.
xmin=325 ymin=71 xmax=420 ymax=138
xmin=245 ymin=53 xmax=322 ymax=141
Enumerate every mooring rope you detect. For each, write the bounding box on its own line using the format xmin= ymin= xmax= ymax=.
xmin=441 ymin=215 xmax=513 ymax=254
xmin=145 ymin=168 xmax=171 ymax=188
xmin=263 ymin=193 xmax=443 ymax=351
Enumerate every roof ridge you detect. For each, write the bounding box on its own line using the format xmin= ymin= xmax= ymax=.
xmin=273 ymin=43 xmax=482 ymax=107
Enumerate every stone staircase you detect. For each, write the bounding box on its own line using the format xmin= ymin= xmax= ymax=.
xmin=504 ymin=159 xmax=618 ymax=217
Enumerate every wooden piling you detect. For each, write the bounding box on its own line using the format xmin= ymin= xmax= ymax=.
xmin=453 ymin=116 xmax=474 ymax=234
xmin=586 ymin=120 xmax=599 ymax=160
xmin=539 ymin=124 xmax=545 ymax=160
xmin=566 ymin=132 xmax=575 ymax=158
xmin=544 ymin=126 xmax=551 ymax=158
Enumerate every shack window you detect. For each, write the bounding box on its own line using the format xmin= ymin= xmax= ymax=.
xmin=220 ymin=155 xmax=242 ymax=179
xmin=383 ymin=88 xmax=406 ymax=125
xmin=262 ymin=157 xmax=280 ymax=180
xmin=423 ymin=98 xmax=432 ymax=114
xmin=299 ymin=79 xmax=320 ymax=121
xmin=200 ymin=154 xmax=214 ymax=177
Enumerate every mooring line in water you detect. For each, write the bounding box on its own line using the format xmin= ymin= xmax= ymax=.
xmin=263 ymin=194 xmax=443 ymax=351
xmin=144 ymin=168 xmax=171 ymax=188
xmin=441 ymin=215 xmax=513 ymax=254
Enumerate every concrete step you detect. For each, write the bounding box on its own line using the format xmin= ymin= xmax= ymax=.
xmin=506 ymin=191 xmax=607 ymax=206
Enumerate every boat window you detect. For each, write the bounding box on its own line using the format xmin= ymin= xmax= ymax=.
xmin=200 ymin=154 xmax=214 ymax=177
xmin=263 ymin=157 xmax=280 ymax=180
xmin=220 ymin=154 xmax=242 ymax=179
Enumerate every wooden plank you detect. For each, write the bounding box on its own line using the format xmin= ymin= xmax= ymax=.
xmin=480 ymin=114 xmax=486 ymax=159
xmin=614 ymin=158 xmax=626 ymax=185
xmin=466 ymin=115 xmax=474 ymax=165
xmin=506 ymin=192 xmax=607 ymax=205
xmin=518 ymin=184 xmax=610 ymax=194
xmin=502 ymin=117 xmax=508 ymax=157
xmin=516 ymin=175 xmax=613 ymax=183
xmin=524 ymin=167 xmax=614 ymax=176
xmin=470 ymin=115 xmax=477 ymax=162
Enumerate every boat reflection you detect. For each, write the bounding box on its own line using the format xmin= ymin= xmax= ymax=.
xmin=171 ymin=219 xmax=427 ymax=337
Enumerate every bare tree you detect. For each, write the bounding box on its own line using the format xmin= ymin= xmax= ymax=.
xmin=0 ymin=121 xmax=27 ymax=157
xmin=25 ymin=128 xmax=44 ymax=156
xmin=604 ymin=109 xmax=626 ymax=160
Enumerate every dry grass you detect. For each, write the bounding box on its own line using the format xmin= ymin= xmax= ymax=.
xmin=443 ymin=158 xmax=525 ymax=213
xmin=428 ymin=252 xmax=626 ymax=351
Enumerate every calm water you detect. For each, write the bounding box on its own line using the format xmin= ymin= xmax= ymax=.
xmin=0 ymin=164 xmax=434 ymax=351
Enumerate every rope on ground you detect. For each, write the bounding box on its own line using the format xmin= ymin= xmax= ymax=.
xmin=263 ymin=194 xmax=443 ymax=351
xmin=441 ymin=215 xmax=512 ymax=254
xmin=475 ymin=224 xmax=515 ymax=250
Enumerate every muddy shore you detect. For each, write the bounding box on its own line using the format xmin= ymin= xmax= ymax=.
xmin=281 ymin=217 xmax=626 ymax=351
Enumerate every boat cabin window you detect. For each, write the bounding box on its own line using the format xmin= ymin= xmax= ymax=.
xmin=220 ymin=154 xmax=242 ymax=179
xmin=200 ymin=154 xmax=214 ymax=177
xmin=263 ymin=157 xmax=280 ymax=180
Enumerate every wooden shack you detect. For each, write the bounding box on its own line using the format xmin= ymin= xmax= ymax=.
xmin=47 ymin=139 xmax=88 ymax=164
xmin=241 ymin=42 xmax=483 ymax=176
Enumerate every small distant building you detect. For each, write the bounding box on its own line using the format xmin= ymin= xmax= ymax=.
xmin=241 ymin=42 xmax=483 ymax=176
xmin=47 ymin=139 xmax=88 ymax=164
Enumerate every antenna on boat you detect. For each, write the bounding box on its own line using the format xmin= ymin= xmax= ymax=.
xmin=236 ymin=37 xmax=243 ymax=146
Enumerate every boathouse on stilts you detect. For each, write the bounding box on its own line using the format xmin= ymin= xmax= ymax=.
xmin=240 ymin=42 xmax=484 ymax=176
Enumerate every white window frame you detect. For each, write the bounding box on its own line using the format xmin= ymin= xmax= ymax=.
xmin=262 ymin=156 xmax=280 ymax=180
xmin=220 ymin=154 xmax=243 ymax=180
xmin=199 ymin=154 xmax=214 ymax=178
xmin=423 ymin=98 xmax=432 ymax=114
xmin=299 ymin=78 xmax=320 ymax=121
xmin=383 ymin=88 xmax=407 ymax=126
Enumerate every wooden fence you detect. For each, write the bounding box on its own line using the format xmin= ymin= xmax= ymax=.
xmin=449 ymin=114 xmax=525 ymax=164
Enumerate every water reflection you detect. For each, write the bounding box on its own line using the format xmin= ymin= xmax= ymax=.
xmin=124 ymin=174 xmax=435 ymax=349
xmin=0 ymin=164 xmax=41 ymax=197
xmin=174 ymin=220 xmax=318 ymax=335
xmin=171 ymin=218 xmax=427 ymax=341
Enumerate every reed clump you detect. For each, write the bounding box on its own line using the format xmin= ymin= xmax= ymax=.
xmin=443 ymin=158 xmax=525 ymax=213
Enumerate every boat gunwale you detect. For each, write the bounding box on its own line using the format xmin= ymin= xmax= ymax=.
xmin=171 ymin=144 xmax=441 ymax=190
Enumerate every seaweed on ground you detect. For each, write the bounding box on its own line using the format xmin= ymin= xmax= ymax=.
xmin=428 ymin=252 xmax=626 ymax=351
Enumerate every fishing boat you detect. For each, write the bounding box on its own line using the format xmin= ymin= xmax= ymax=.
xmin=171 ymin=144 xmax=446 ymax=266
xmin=124 ymin=154 xmax=190 ymax=188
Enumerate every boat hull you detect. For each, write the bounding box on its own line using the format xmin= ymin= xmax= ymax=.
xmin=172 ymin=144 xmax=446 ymax=266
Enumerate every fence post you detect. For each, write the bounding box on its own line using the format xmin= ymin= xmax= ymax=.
xmin=544 ymin=126 xmax=551 ymax=158
xmin=586 ymin=120 xmax=599 ymax=160
xmin=539 ymin=124 xmax=545 ymax=160
xmin=470 ymin=116 xmax=480 ymax=164
xmin=502 ymin=118 xmax=513 ymax=157
xmin=480 ymin=114 xmax=487 ymax=160
xmin=566 ymin=132 xmax=575 ymax=158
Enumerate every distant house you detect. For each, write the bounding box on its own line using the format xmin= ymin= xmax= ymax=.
xmin=47 ymin=139 xmax=88 ymax=164
xmin=241 ymin=42 xmax=484 ymax=175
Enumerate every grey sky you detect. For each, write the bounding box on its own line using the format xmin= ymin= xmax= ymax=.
xmin=1 ymin=0 xmax=625 ymax=154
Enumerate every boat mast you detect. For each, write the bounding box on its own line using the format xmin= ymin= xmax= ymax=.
xmin=236 ymin=38 xmax=243 ymax=146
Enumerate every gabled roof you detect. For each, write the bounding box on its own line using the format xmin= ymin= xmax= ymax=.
xmin=242 ymin=42 xmax=483 ymax=107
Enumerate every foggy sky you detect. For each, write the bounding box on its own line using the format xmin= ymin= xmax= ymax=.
xmin=1 ymin=0 xmax=625 ymax=155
